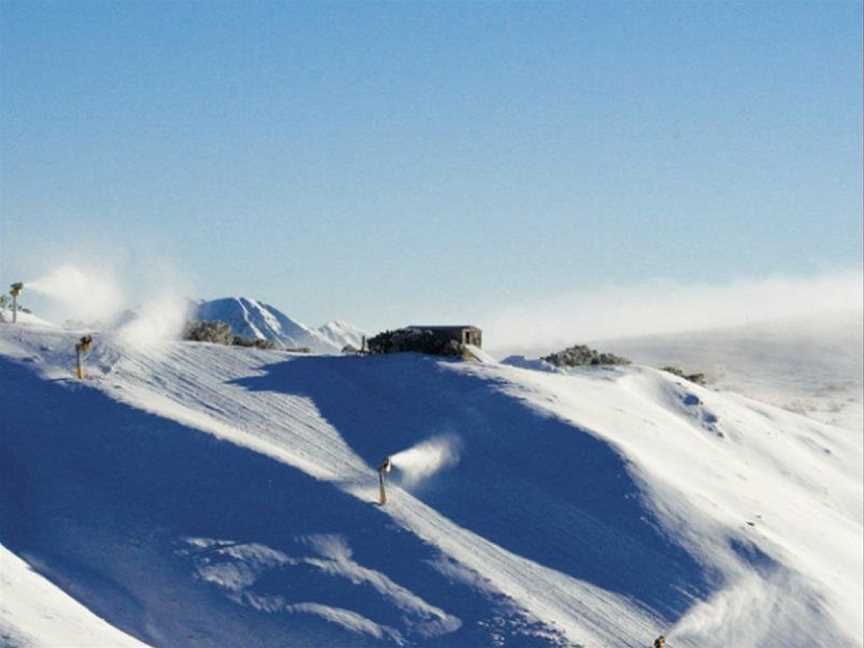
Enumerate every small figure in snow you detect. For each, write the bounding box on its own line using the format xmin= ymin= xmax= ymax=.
xmin=377 ymin=457 xmax=392 ymax=505
xmin=653 ymin=636 xmax=666 ymax=648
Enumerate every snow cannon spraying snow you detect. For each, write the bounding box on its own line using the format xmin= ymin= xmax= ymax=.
xmin=377 ymin=457 xmax=392 ymax=505
xmin=9 ymin=282 xmax=23 ymax=324
xmin=75 ymin=335 xmax=93 ymax=379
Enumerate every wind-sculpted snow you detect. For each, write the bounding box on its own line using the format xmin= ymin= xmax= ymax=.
xmin=0 ymin=545 xmax=150 ymax=648
xmin=0 ymin=324 xmax=860 ymax=647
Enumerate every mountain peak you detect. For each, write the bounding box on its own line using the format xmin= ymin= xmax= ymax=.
xmin=193 ymin=297 xmax=340 ymax=353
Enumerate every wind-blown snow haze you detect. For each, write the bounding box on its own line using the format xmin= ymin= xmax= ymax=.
xmin=114 ymin=292 xmax=190 ymax=353
xmin=390 ymin=435 xmax=462 ymax=488
xmin=26 ymin=265 xmax=125 ymax=323
xmin=486 ymin=270 xmax=863 ymax=355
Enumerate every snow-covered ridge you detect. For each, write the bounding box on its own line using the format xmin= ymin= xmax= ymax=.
xmin=316 ymin=320 xmax=367 ymax=351
xmin=0 ymin=323 xmax=861 ymax=647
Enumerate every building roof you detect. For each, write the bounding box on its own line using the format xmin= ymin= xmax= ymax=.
xmin=407 ymin=325 xmax=481 ymax=331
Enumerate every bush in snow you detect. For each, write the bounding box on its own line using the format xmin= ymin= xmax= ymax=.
xmin=232 ymin=335 xmax=277 ymax=350
xmin=368 ymin=328 xmax=464 ymax=357
xmin=183 ymin=320 xmax=234 ymax=345
xmin=543 ymin=344 xmax=630 ymax=368
xmin=184 ymin=320 xmax=279 ymax=349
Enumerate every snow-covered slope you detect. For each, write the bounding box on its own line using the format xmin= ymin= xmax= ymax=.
xmin=192 ymin=297 xmax=339 ymax=353
xmin=0 ymin=545 xmax=148 ymax=648
xmin=0 ymin=308 xmax=55 ymax=328
xmin=1 ymin=321 xmax=861 ymax=647
xmin=317 ymin=320 xmax=367 ymax=351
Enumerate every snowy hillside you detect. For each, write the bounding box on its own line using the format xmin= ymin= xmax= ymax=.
xmin=192 ymin=297 xmax=340 ymax=353
xmin=0 ymin=321 xmax=861 ymax=648
xmin=0 ymin=307 xmax=55 ymax=328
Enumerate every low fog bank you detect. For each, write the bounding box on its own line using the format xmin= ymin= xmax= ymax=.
xmin=603 ymin=312 xmax=862 ymax=431
xmin=483 ymin=270 xmax=863 ymax=356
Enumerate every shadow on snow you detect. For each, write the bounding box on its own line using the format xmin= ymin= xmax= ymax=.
xmin=231 ymin=354 xmax=718 ymax=624
xmin=0 ymin=357 xmax=560 ymax=648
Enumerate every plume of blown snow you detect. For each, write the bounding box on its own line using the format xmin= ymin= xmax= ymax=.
xmin=390 ymin=436 xmax=462 ymax=487
xmin=666 ymin=571 xmax=847 ymax=646
xmin=114 ymin=293 xmax=190 ymax=352
xmin=26 ymin=265 xmax=125 ymax=323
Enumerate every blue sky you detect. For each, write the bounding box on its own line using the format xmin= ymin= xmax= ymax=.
xmin=1 ymin=1 xmax=861 ymax=332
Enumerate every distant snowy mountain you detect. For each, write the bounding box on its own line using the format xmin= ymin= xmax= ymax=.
xmin=192 ymin=297 xmax=340 ymax=353
xmin=316 ymin=320 xmax=367 ymax=350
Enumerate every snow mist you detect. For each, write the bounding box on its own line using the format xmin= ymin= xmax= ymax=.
xmin=26 ymin=265 xmax=124 ymax=323
xmin=389 ymin=435 xmax=462 ymax=487
xmin=27 ymin=263 xmax=191 ymax=352
xmin=114 ymin=292 xmax=189 ymax=352
xmin=666 ymin=571 xmax=821 ymax=646
xmin=485 ymin=269 xmax=864 ymax=354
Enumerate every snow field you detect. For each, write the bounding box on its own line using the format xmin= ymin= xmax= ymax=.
xmin=0 ymin=321 xmax=860 ymax=647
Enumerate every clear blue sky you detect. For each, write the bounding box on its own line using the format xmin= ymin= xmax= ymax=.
xmin=1 ymin=1 xmax=861 ymax=330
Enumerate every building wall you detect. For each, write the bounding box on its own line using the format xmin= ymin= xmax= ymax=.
xmin=425 ymin=328 xmax=482 ymax=348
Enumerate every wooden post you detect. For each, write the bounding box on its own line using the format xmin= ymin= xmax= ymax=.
xmin=377 ymin=456 xmax=392 ymax=505
xmin=76 ymin=345 xmax=84 ymax=379
xmin=75 ymin=335 xmax=93 ymax=380
xmin=378 ymin=470 xmax=386 ymax=505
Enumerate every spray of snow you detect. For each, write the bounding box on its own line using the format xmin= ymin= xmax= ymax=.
xmin=114 ymin=292 xmax=189 ymax=352
xmin=26 ymin=265 xmax=125 ymax=323
xmin=666 ymin=571 xmax=818 ymax=646
xmin=25 ymin=263 xmax=191 ymax=352
xmin=390 ymin=435 xmax=462 ymax=487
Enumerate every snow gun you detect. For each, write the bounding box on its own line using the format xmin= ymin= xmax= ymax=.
xmin=75 ymin=335 xmax=93 ymax=379
xmin=9 ymin=282 xmax=23 ymax=324
xmin=377 ymin=457 xmax=392 ymax=505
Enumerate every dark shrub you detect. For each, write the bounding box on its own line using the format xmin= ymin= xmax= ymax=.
xmin=543 ymin=344 xmax=630 ymax=368
xmin=661 ymin=366 xmax=708 ymax=385
xmin=233 ymin=335 xmax=277 ymax=350
xmin=183 ymin=320 xmax=234 ymax=345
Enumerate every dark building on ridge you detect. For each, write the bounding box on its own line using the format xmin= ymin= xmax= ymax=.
xmin=408 ymin=325 xmax=483 ymax=348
